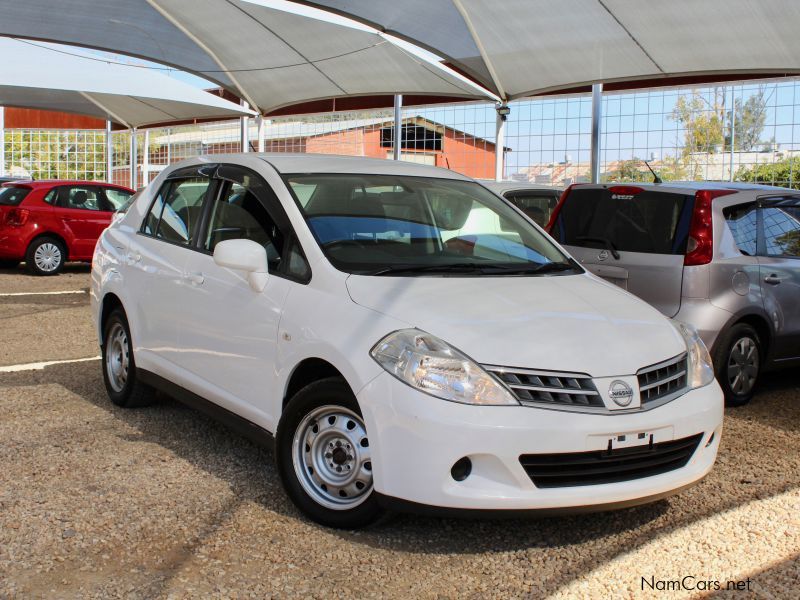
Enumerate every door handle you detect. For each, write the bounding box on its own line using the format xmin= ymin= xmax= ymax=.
xmin=185 ymin=272 xmax=205 ymax=286
xmin=126 ymin=251 xmax=141 ymax=265
xmin=764 ymin=274 xmax=782 ymax=285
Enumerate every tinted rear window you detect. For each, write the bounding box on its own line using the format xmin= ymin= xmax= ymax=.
xmin=0 ymin=186 xmax=31 ymax=206
xmin=552 ymin=187 xmax=694 ymax=255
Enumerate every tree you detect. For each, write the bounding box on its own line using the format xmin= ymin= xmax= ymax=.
xmin=725 ymin=88 xmax=767 ymax=151
xmin=4 ymin=130 xmax=107 ymax=180
xmin=602 ymin=156 xmax=688 ymax=183
xmin=672 ymin=89 xmax=726 ymax=156
xmin=602 ymin=159 xmax=650 ymax=183
xmin=736 ymin=156 xmax=800 ymax=189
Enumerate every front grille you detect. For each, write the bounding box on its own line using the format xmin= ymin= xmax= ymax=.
xmin=637 ymin=353 xmax=688 ymax=405
xmin=519 ymin=433 xmax=703 ymax=488
xmin=484 ymin=366 xmax=603 ymax=409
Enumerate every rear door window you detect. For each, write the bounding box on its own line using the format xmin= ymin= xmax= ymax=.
xmin=504 ymin=191 xmax=559 ymax=227
xmin=0 ymin=186 xmax=31 ymax=206
xmin=552 ymin=187 xmax=693 ymax=255
xmin=60 ymin=186 xmax=105 ymax=211
xmin=760 ymin=198 xmax=800 ymax=258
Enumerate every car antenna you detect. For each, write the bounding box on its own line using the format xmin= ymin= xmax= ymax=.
xmin=643 ymin=160 xmax=662 ymax=184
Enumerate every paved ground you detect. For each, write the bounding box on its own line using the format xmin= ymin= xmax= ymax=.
xmin=0 ymin=265 xmax=798 ymax=599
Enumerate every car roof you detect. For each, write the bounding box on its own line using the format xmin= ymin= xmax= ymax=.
xmin=570 ymin=181 xmax=795 ymax=194
xmin=170 ymin=152 xmax=475 ymax=181
xmin=2 ymin=180 xmax=132 ymax=190
xmin=480 ymin=180 xmax=563 ymax=195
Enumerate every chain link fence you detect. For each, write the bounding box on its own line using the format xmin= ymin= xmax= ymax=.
xmin=3 ymin=76 xmax=800 ymax=189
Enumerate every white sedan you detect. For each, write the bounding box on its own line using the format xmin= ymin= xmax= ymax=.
xmin=91 ymin=153 xmax=723 ymax=528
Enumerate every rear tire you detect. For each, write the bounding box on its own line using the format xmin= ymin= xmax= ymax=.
xmin=102 ymin=308 xmax=155 ymax=408
xmin=276 ymin=377 xmax=385 ymax=529
xmin=714 ymin=323 xmax=762 ymax=407
xmin=25 ymin=236 xmax=65 ymax=276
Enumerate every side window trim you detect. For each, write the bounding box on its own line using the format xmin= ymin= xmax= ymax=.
xmin=199 ymin=164 xmax=311 ymax=283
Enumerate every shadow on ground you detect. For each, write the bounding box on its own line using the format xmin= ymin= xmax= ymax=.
xmin=2 ymin=358 xmax=798 ymax=597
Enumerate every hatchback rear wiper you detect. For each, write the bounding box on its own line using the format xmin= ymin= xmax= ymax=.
xmin=574 ymin=236 xmax=621 ymax=260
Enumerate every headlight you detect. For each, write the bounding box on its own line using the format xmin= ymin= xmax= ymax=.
xmin=370 ymin=329 xmax=518 ymax=405
xmin=671 ymin=320 xmax=715 ymax=389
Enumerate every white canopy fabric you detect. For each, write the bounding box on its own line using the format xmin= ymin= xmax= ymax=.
xmin=292 ymin=0 xmax=800 ymax=100
xmin=0 ymin=0 xmax=492 ymax=113
xmin=0 ymin=38 xmax=253 ymax=127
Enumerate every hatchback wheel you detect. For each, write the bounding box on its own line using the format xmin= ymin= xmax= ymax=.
xmin=714 ymin=323 xmax=761 ymax=407
xmin=102 ymin=308 xmax=154 ymax=408
xmin=276 ymin=377 xmax=385 ymax=528
xmin=26 ymin=237 xmax=65 ymax=276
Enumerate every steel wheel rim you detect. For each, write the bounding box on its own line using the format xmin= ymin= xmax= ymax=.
xmin=105 ymin=323 xmax=130 ymax=393
xmin=33 ymin=242 xmax=62 ymax=272
xmin=727 ymin=336 xmax=759 ymax=395
xmin=292 ymin=405 xmax=372 ymax=510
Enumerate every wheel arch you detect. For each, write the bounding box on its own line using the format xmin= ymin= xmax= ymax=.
xmin=99 ymin=293 xmax=125 ymax=344
xmin=283 ymin=357 xmax=349 ymax=411
xmin=27 ymin=231 xmax=70 ymax=261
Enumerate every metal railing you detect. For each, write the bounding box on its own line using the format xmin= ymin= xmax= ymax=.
xmin=3 ymin=76 xmax=800 ymax=190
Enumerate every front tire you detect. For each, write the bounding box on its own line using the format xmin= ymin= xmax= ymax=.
xmin=276 ymin=377 xmax=385 ymax=528
xmin=25 ymin=236 xmax=65 ymax=275
xmin=714 ymin=323 xmax=762 ymax=407
xmin=102 ymin=308 xmax=154 ymax=408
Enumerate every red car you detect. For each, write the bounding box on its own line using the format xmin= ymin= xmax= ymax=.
xmin=0 ymin=180 xmax=135 ymax=275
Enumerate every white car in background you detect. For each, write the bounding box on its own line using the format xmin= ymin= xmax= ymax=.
xmin=91 ymin=154 xmax=723 ymax=528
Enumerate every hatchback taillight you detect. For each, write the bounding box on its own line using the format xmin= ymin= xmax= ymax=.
xmin=4 ymin=208 xmax=30 ymax=227
xmin=684 ymin=190 xmax=736 ymax=266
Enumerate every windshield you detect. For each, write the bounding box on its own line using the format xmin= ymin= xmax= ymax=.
xmin=287 ymin=174 xmax=573 ymax=276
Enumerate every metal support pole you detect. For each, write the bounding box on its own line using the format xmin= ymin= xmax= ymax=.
xmin=393 ymin=94 xmax=403 ymax=160
xmin=0 ymin=106 xmax=5 ymax=177
xmin=729 ymin=86 xmax=736 ymax=182
xmin=240 ymin=100 xmax=250 ymax=153
xmin=143 ymin=129 xmax=150 ymax=186
xmin=256 ymin=115 xmax=266 ymax=153
xmin=495 ymin=104 xmax=509 ymax=181
xmin=591 ymin=83 xmax=603 ymax=184
xmin=105 ymin=120 xmax=113 ymax=184
xmin=129 ymin=128 xmax=138 ymax=190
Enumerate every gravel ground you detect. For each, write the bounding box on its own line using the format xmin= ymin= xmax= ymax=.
xmin=0 ymin=269 xmax=798 ymax=599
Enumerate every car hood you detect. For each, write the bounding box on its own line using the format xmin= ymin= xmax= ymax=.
xmin=346 ymin=273 xmax=686 ymax=377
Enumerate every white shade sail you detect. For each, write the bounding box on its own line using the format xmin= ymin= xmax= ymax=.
xmin=293 ymin=0 xmax=800 ymax=100
xmin=0 ymin=38 xmax=253 ymax=127
xmin=0 ymin=0 xmax=493 ymax=113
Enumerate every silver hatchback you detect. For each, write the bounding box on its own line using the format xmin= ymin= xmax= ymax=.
xmin=549 ymin=182 xmax=800 ymax=406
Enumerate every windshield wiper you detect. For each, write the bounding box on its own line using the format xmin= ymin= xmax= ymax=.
xmin=368 ymin=263 xmax=487 ymax=276
xmin=574 ymin=236 xmax=621 ymax=260
xmin=368 ymin=260 xmax=579 ymax=276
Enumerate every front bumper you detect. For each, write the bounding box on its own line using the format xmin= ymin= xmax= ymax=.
xmin=358 ymin=373 xmax=723 ymax=511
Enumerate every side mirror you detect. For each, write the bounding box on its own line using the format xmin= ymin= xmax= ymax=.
xmin=213 ymin=239 xmax=268 ymax=292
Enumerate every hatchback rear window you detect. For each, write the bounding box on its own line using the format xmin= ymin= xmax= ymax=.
xmin=551 ymin=187 xmax=694 ymax=255
xmin=0 ymin=186 xmax=31 ymax=206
